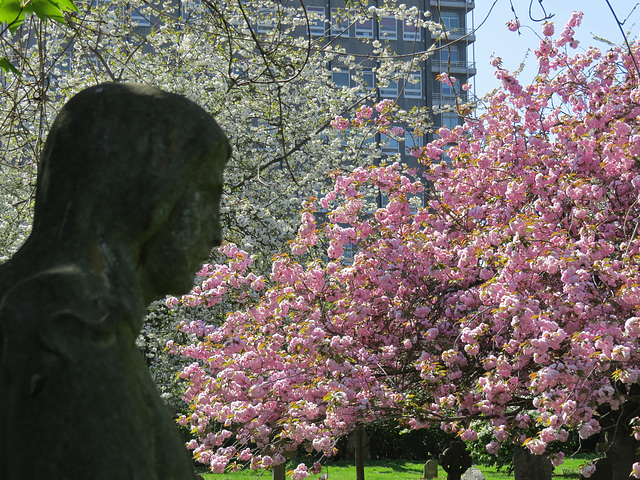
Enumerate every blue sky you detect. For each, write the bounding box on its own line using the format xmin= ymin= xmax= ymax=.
xmin=470 ymin=0 xmax=640 ymax=97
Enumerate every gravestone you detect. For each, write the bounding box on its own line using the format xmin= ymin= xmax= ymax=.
xmin=461 ymin=467 xmax=485 ymax=480
xmin=512 ymin=449 xmax=552 ymax=480
xmin=439 ymin=441 xmax=472 ymax=480
xmin=608 ymin=427 xmax=639 ymax=479
xmin=423 ymin=459 xmax=438 ymax=479
xmin=0 ymin=83 xmax=230 ymax=479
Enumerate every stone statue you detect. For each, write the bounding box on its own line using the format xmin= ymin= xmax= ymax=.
xmin=0 ymin=83 xmax=230 ymax=479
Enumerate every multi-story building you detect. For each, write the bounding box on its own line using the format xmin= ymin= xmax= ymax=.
xmin=299 ymin=0 xmax=476 ymax=165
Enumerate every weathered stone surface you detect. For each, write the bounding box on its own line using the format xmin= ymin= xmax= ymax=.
xmin=423 ymin=459 xmax=438 ymax=479
xmin=579 ymin=457 xmax=612 ymax=480
xmin=461 ymin=467 xmax=485 ymax=480
xmin=0 ymin=83 xmax=230 ymax=479
xmin=513 ymin=449 xmax=552 ymax=480
xmin=439 ymin=441 xmax=472 ymax=480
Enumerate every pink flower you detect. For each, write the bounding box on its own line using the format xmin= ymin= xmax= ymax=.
xmin=437 ymin=72 xmax=456 ymax=87
xmin=357 ymin=105 xmax=373 ymax=120
xmin=330 ymin=116 xmax=350 ymax=130
xmin=486 ymin=441 xmax=500 ymax=455
xmin=375 ymin=99 xmax=395 ymax=113
xmin=460 ymin=429 xmax=477 ymax=441
xmin=550 ymin=452 xmax=564 ymax=467
xmin=506 ymin=19 xmax=520 ymax=32
xmin=527 ymin=438 xmax=547 ymax=455
xmin=292 ymin=463 xmax=310 ymax=480
xmin=542 ymin=22 xmax=554 ymax=36
xmin=238 ymin=448 xmax=252 ymax=461
xmin=580 ymin=463 xmax=596 ymax=478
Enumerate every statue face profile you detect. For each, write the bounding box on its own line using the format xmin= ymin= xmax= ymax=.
xmin=138 ymin=161 xmax=225 ymax=300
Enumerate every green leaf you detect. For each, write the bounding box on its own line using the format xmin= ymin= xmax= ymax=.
xmin=32 ymin=0 xmax=79 ymax=23
xmin=0 ymin=0 xmax=26 ymax=32
xmin=31 ymin=0 xmax=65 ymax=22
xmin=0 ymin=0 xmax=77 ymax=29
xmin=0 ymin=57 xmax=20 ymax=75
xmin=52 ymin=0 xmax=78 ymax=13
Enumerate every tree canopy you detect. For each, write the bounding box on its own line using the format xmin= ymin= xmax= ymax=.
xmin=171 ymin=13 xmax=640 ymax=478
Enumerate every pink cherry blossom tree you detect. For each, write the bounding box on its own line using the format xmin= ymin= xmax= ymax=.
xmin=171 ymin=13 xmax=640 ymax=479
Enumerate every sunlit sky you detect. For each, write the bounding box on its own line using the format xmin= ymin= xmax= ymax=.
xmin=470 ymin=0 xmax=640 ymax=97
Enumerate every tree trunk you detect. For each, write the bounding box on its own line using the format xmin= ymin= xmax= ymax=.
xmin=355 ymin=427 xmax=366 ymax=480
xmin=272 ymin=462 xmax=286 ymax=480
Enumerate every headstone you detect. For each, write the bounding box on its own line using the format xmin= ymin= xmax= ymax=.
xmin=439 ymin=441 xmax=472 ymax=480
xmin=461 ymin=467 xmax=485 ymax=480
xmin=513 ymin=449 xmax=552 ymax=480
xmin=579 ymin=457 xmax=612 ymax=480
xmin=423 ymin=459 xmax=438 ymax=479
xmin=609 ymin=427 xmax=639 ymax=479
xmin=0 ymin=83 xmax=230 ymax=479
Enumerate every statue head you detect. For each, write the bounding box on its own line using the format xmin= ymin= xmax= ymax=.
xmin=30 ymin=83 xmax=230 ymax=301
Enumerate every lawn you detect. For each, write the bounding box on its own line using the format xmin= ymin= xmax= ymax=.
xmin=199 ymin=455 xmax=597 ymax=480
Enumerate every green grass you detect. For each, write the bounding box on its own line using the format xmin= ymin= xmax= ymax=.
xmin=199 ymin=454 xmax=598 ymax=480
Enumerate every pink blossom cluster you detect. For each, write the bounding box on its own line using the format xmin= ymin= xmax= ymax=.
xmin=170 ymin=16 xmax=640 ymax=478
xmin=506 ymin=19 xmax=520 ymax=32
xmin=330 ymin=100 xmax=398 ymax=131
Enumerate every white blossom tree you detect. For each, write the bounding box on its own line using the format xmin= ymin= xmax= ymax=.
xmin=0 ymin=0 xmax=444 ymax=404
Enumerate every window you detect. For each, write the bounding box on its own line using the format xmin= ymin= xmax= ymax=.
xmin=306 ymin=6 xmax=326 ymax=36
xmin=180 ymin=0 xmax=202 ymax=22
xmin=331 ymin=8 xmax=350 ymax=37
xmin=355 ymin=17 xmax=374 ymax=38
xmin=440 ymin=45 xmax=460 ymax=63
xmin=403 ymin=20 xmax=421 ymax=41
xmin=81 ymin=54 xmax=101 ymax=71
xmin=441 ymin=12 xmax=459 ymax=32
xmin=441 ymin=112 xmax=461 ymax=130
xmin=380 ymin=133 xmax=399 ymax=155
xmin=257 ymin=9 xmax=275 ymax=33
xmin=442 ymin=143 xmax=455 ymax=164
xmin=404 ymin=129 xmax=424 ymax=155
xmin=332 ymin=68 xmax=350 ymax=88
xmin=379 ymin=16 xmax=397 ymax=39
xmin=380 ymin=80 xmax=398 ymax=98
xmin=130 ymin=6 xmax=151 ymax=27
xmin=404 ymin=70 xmax=422 ymax=98
xmin=441 ymin=82 xmax=460 ymax=98
xmin=357 ymin=69 xmax=375 ymax=93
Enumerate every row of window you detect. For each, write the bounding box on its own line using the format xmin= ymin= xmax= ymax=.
xmin=306 ymin=7 xmax=460 ymax=41
xmin=331 ymin=66 xmax=467 ymax=112
xmin=331 ymin=68 xmax=423 ymax=99
xmin=89 ymin=1 xmax=151 ymax=26
xmin=118 ymin=3 xmax=463 ymax=41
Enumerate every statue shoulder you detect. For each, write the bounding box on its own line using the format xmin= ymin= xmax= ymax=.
xmin=0 ymin=265 xmax=128 ymax=356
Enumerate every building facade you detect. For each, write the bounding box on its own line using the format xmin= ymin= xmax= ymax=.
xmin=300 ymin=0 xmax=476 ymax=163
